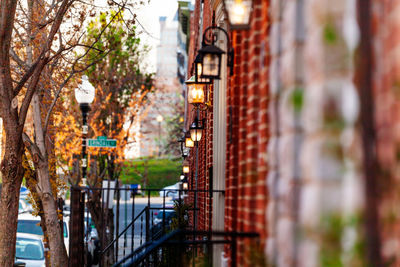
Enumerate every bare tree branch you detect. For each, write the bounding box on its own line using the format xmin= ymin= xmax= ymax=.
xmin=0 ymin=0 xmax=18 ymax=100
xmin=9 ymin=49 xmax=27 ymax=70
xmin=22 ymin=132 xmax=43 ymax=164
xmin=44 ymin=46 xmax=112 ymax=134
xmin=19 ymin=0 xmax=74 ymax=126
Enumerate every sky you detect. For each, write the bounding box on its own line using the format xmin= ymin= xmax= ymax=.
xmin=134 ymin=0 xmax=179 ymax=73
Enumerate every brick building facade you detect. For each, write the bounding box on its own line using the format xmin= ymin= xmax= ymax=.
xmin=182 ymin=0 xmax=400 ymax=266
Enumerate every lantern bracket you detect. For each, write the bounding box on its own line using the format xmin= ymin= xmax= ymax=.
xmin=201 ymin=25 xmax=234 ymax=76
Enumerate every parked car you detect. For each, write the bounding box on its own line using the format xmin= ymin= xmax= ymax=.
xmin=18 ymin=200 xmax=30 ymax=214
xmin=17 ymin=214 xmax=43 ymax=236
xmin=19 ymin=190 xmax=33 ymax=214
xmin=159 ymin=183 xmax=180 ymax=199
xmin=150 ymin=210 xmax=177 ymax=240
xmin=13 ymin=261 xmax=26 ymax=267
xmin=63 ymin=216 xmax=69 ymax=254
xmin=153 ymin=210 xmax=176 ymax=226
xmin=17 ymin=213 xmax=70 ymax=254
xmin=15 ymin=233 xmax=45 ymax=267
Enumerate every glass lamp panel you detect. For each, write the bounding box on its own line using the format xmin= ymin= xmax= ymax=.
xmin=225 ymin=0 xmax=252 ymax=28
xmin=183 ymin=182 xmax=188 ymax=190
xmin=190 ymin=128 xmax=203 ymax=142
xmin=196 ymin=130 xmax=203 ymax=141
xmin=188 ymin=84 xmax=205 ymax=104
xmin=183 ymin=166 xmax=190 ymax=174
xmin=196 ymin=62 xmax=203 ymax=77
xmin=75 ymin=75 xmax=95 ymax=104
xmin=183 ymin=147 xmax=190 ymax=157
xmin=185 ymin=137 xmax=194 ymax=148
xmin=195 ymin=62 xmax=212 ymax=84
xmin=202 ymin=53 xmax=221 ymax=78
xmin=190 ymin=128 xmax=196 ymax=142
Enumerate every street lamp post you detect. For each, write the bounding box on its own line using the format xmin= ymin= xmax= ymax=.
xmin=75 ymin=75 xmax=95 ymax=185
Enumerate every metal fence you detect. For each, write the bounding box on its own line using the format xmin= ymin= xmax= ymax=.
xmin=68 ymin=184 xmax=226 ymax=267
xmin=113 ymin=230 xmax=260 ymax=267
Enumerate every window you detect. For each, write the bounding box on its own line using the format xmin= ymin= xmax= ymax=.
xmin=17 ymin=220 xmax=43 ymax=236
xmin=16 ymin=237 xmax=44 ymax=260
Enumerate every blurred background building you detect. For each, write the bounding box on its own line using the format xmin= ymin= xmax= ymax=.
xmin=125 ymin=2 xmax=191 ymax=158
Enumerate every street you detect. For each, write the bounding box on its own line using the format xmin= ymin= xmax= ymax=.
xmin=111 ymin=195 xmax=174 ymax=255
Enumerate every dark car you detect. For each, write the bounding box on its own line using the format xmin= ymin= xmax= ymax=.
xmin=150 ymin=210 xmax=177 ymax=240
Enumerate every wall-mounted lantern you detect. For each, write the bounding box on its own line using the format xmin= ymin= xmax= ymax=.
xmin=185 ymin=131 xmax=195 ymax=148
xmin=186 ymin=76 xmax=206 ymax=105
xmin=223 ymin=0 xmax=253 ymax=29
xmin=183 ymin=160 xmax=190 ymax=174
xmin=194 ymin=53 xmax=212 ymax=84
xmin=182 ymin=176 xmax=189 ymax=190
xmin=189 ymin=117 xmax=204 ymax=143
xmin=178 ymin=135 xmax=189 ymax=158
xmin=198 ymin=45 xmax=225 ymax=80
xmin=199 ymin=26 xmax=234 ymax=79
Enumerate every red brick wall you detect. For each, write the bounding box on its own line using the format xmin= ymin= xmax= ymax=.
xmin=371 ymin=1 xmax=400 ymax=263
xmin=185 ymin=0 xmax=400 ymax=266
xmin=185 ymin=0 xmax=214 ymax=232
xmin=225 ymin=0 xmax=270 ymax=265
xmin=185 ymin=0 xmax=269 ymax=265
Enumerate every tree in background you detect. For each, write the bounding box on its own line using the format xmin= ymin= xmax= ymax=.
xmin=85 ymin=10 xmax=154 ymax=180
xmin=163 ymin=96 xmax=185 ymax=156
xmin=0 ymin=0 xmax=140 ymax=265
xmin=56 ymin=10 xmax=154 ymax=264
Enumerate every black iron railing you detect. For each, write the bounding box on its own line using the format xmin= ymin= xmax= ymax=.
xmin=112 ymin=230 xmax=260 ymax=267
xmin=68 ymin=185 xmax=225 ymax=266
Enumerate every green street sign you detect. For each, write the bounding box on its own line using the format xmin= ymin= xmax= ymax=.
xmin=87 ymin=136 xmax=117 ymax=148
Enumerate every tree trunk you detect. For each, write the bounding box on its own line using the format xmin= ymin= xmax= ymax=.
xmin=103 ymin=208 xmax=115 ymax=266
xmin=38 ymin=159 xmax=68 ymax=266
xmin=87 ymin=190 xmax=103 ymax=240
xmin=0 ymin=134 xmax=24 ymax=266
xmin=31 ymin=92 xmax=68 ymax=266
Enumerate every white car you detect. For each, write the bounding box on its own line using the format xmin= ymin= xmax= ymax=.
xmin=17 ymin=213 xmax=43 ymax=236
xmin=159 ymin=183 xmax=181 ymax=198
xmin=19 ymin=194 xmax=33 ymax=214
xmin=62 ymin=215 xmax=69 ymax=254
xmin=15 ymin=233 xmax=45 ymax=267
xmin=19 ymin=199 xmax=30 ymax=214
xmin=17 ymin=213 xmax=70 ymax=254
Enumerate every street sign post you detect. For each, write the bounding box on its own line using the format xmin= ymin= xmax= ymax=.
xmin=87 ymin=136 xmax=117 ymax=148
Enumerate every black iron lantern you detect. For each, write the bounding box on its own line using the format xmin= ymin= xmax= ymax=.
xmin=181 ymin=176 xmax=189 ymax=190
xmin=178 ymin=135 xmax=187 ymax=158
xmin=186 ymin=76 xmax=206 ymax=105
xmin=223 ymin=0 xmax=253 ymax=30
xmin=194 ymin=53 xmax=212 ymax=84
xmin=183 ymin=160 xmax=190 ymax=174
xmin=189 ymin=117 xmax=204 ymax=143
xmin=185 ymin=131 xmax=194 ymax=148
xmin=198 ymin=44 xmax=225 ymax=80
